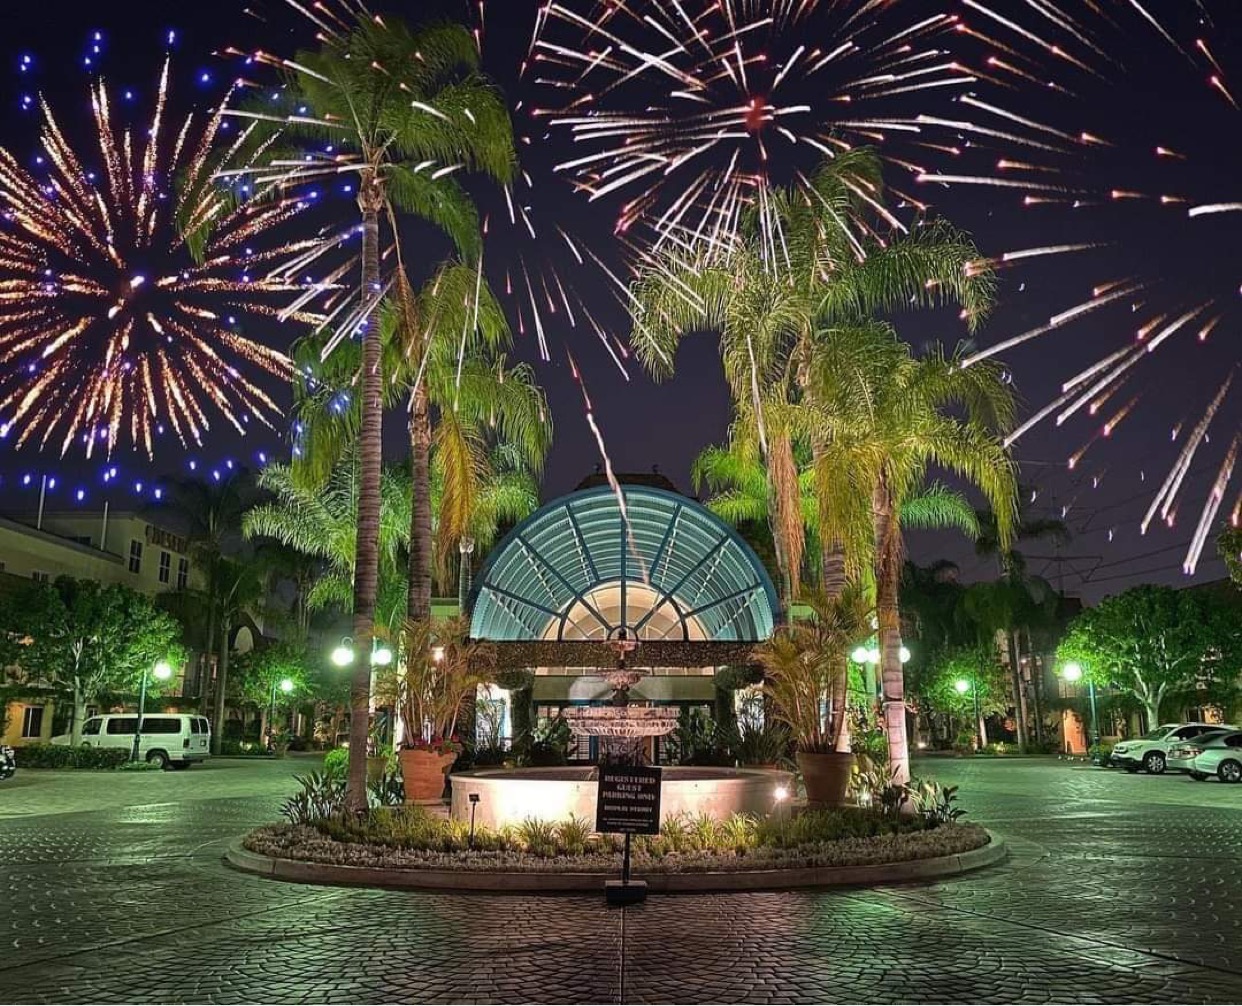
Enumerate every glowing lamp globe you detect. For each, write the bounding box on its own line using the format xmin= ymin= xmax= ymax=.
xmin=372 ymin=644 xmax=394 ymax=667
xmin=152 ymin=660 xmax=173 ymax=681
xmin=954 ymin=678 xmax=971 ymax=695
xmin=850 ymin=646 xmax=870 ymax=665
xmin=899 ymin=646 xmax=912 ymax=664
xmin=279 ymin=678 xmax=295 ymax=694
xmin=330 ymin=644 xmax=355 ymax=668
xmin=1062 ymin=662 xmax=1083 ymax=682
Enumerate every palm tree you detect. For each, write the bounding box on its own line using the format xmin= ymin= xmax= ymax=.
xmin=242 ymin=461 xmax=412 ymax=633
xmin=290 ymin=260 xmax=549 ymax=624
xmin=261 ymin=13 xmax=515 ymax=810
xmin=630 ymin=152 xmax=994 ymax=606
xmin=808 ymin=332 xmax=1017 ymax=783
xmin=209 ymin=556 xmax=266 ymax=755
xmin=160 ymin=472 xmax=257 ymax=715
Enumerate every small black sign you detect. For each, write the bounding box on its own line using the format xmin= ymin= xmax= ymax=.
xmin=595 ymin=764 xmax=663 ymax=835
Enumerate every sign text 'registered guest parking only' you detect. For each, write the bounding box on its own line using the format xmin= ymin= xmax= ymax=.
xmin=595 ymin=764 xmax=662 ymax=835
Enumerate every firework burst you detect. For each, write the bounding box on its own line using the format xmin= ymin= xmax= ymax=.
xmin=0 ymin=59 xmax=323 ymax=458
xmin=928 ymin=1 xmax=1242 ymax=575
xmin=527 ymin=0 xmax=976 ymax=249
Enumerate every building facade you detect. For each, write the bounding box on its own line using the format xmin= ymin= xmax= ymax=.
xmin=0 ymin=508 xmax=205 ymax=745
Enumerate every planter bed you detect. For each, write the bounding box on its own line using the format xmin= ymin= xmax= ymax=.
xmin=236 ymin=821 xmax=996 ymax=891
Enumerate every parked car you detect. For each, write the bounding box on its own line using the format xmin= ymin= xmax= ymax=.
xmin=0 ymin=744 xmax=14 ymax=781
xmin=1109 ymin=723 xmax=1235 ymax=775
xmin=1188 ymin=731 xmax=1242 ymax=783
xmin=52 ymin=713 xmax=211 ymax=769
xmin=1168 ymin=729 xmax=1234 ymax=774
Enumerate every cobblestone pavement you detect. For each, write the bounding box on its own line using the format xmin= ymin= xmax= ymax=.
xmin=2 ymin=756 xmax=1242 ymax=1003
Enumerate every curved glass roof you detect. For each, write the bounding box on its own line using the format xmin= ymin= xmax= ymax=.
xmin=469 ymin=486 xmax=780 ymax=642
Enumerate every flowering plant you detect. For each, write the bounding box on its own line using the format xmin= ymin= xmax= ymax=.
xmin=405 ymin=734 xmax=462 ymax=755
xmin=374 ymin=618 xmax=496 ymax=751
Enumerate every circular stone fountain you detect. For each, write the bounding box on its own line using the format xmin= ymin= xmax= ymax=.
xmin=450 ymin=637 xmax=791 ymax=830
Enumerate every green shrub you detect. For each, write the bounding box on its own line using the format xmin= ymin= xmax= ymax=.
xmin=555 ymin=815 xmax=593 ymax=856
xmin=281 ymin=771 xmax=347 ymax=825
xmin=118 ymin=760 xmax=164 ymax=772
xmin=322 ymin=747 xmax=348 ymax=780
xmin=517 ymin=817 xmax=559 ymax=857
xmin=14 ymin=744 xmax=130 ymax=770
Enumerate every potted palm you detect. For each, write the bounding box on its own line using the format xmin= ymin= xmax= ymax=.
xmin=383 ymin=618 xmax=495 ymax=803
xmin=754 ymin=588 xmax=872 ymax=806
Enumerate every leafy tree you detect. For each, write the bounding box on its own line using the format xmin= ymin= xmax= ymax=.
xmin=910 ymin=644 xmax=1009 ymax=747
xmin=1219 ymin=525 xmax=1242 ymax=587
xmin=230 ymin=641 xmax=311 ymax=742
xmin=1057 ymin=585 xmax=1241 ymax=729
xmin=0 ymin=578 xmax=184 ymax=743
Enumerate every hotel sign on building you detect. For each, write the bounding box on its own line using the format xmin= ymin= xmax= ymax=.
xmin=145 ymin=525 xmax=189 ymax=555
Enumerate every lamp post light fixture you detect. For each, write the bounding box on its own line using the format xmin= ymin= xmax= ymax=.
xmin=132 ymin=659 xmax=174 ymax=763
xmin=1061 ymin=661 xmax=1098 ymax=750
xmin=330 ymin=639 xmax=355 ymax=668
xmin=431 ymin=644 xmax=446 ymax=664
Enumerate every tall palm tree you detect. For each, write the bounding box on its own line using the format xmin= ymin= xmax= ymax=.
xmin=262 ymin=14 xmax=515 ymax=810
xmin=807 ymin=331 xmax=1017 ymax=783
xmin=630 ymin=152 xmax=994 ymax=606
xmin=290 ymin=260 xmax=549 ymax=624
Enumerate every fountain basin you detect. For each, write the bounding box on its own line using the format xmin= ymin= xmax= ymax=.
xmin=449 ymin=766 xmax=793 ymax=831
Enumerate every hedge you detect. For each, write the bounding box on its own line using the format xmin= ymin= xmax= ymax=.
xmin=14 ymin=744 xmax=132 ymax=770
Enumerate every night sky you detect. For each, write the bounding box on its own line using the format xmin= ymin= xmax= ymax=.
xmin=0 ymin=0 xmax=1236 ymax=601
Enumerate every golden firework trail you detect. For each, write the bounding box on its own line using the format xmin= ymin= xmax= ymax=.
xmin=0 ymin=60 xmax=324 ymax=458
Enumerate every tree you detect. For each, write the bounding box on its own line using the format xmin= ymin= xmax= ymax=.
xmin=263 ymin=12 xmax=515 ymax=812
xmin=230 ymin=641 xmax=311 ymax=743
xmin=810 ymin=329 xmax=1017 ymax=783
xmin=0 ymin=578 xmax=184 ymax=743
xmin=1057 ymin=585 xmax=1241 ymax=729
xmin=1219 ymin=524 xmax=1242 ymax=586
xmin=291 ymin=263 xmax=549 ymax=625
xmin=909 ymin=644 xmax=1009 ymax=748
xmin=243 ymin=461 xmax=412 ymax=632
xmin=161 ymin=471 xmax=257 ymax=713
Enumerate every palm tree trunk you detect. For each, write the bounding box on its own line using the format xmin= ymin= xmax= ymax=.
xmin=874 ymin=478 xmax=910 ymax=785
xmin=407 ymin=385 xmax=433 ymax=623
xmin=345 ymin=188 xmax=384 ymax=814
xmin=212 ymin=621 xmax=230 ymax=756
xmin=1006 ymin=629 xmax=1028 ymax=752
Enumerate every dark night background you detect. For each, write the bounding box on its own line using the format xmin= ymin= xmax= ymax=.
xmin=0 ymin=0 xmax=1235 ymax=600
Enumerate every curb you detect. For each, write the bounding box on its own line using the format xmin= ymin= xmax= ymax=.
xmin=224 ymin=830 xmax=1007 ymax=894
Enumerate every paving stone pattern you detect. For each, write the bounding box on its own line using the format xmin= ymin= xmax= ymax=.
xmin=2 ymin=757 xmax=1242 ymax=1003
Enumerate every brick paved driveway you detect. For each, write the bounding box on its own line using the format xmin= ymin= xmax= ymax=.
xmin=2 ymin=756 xmax=1242 ymax=1003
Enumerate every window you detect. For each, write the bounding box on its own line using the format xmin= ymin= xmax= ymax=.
xmin=191 ymin=717 xmax=210 ymax=735
xmin=106 ymin=717 xmax=138 ymax=735
xmin=31 ymin=571 xmax=49 ymax=583
xmin=128 ymin=540 xmax=143 ymax=574
xmin=158 ymin=551 xmax=171 ymax=584
xmin=141 ymin=717 xmax=181 ymax=734
xmin=177 ymin=557 xmax=189 ymax=590
xmin=82 ymin=717 xmax=102 ymax=736
xmin=1227 ymin=734 xmax=1242 ymax=748
xmin=20 ymin=706 xmax=44 ymax=739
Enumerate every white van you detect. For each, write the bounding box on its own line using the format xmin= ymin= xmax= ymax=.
xmin=53 ymin=713 xmax=211 ymax=769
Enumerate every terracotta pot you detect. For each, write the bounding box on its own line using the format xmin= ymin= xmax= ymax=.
xmin=399 ymin=748 xmax=457 ymax=804
xmin=797 ymin=750 xmax=855 ymax=807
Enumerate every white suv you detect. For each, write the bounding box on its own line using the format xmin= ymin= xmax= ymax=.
xmin=53 ymin=713 xmax=211 ymax=769
xmin=1110 ymin=723 xmax=1233 ymax=775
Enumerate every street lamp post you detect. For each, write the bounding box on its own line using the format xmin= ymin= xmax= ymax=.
xmin=1062 ymin=662 xmax=1098 ymax=750
xmin=132 ymin=660 xmax=174 ymax=762
xmin=267 ymin=677 xmax=295 ymax=752
xmin=954 ymin=677 xmax=983 ymax=750
xmin=329 ymin=636 xmax=395 ymax=748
